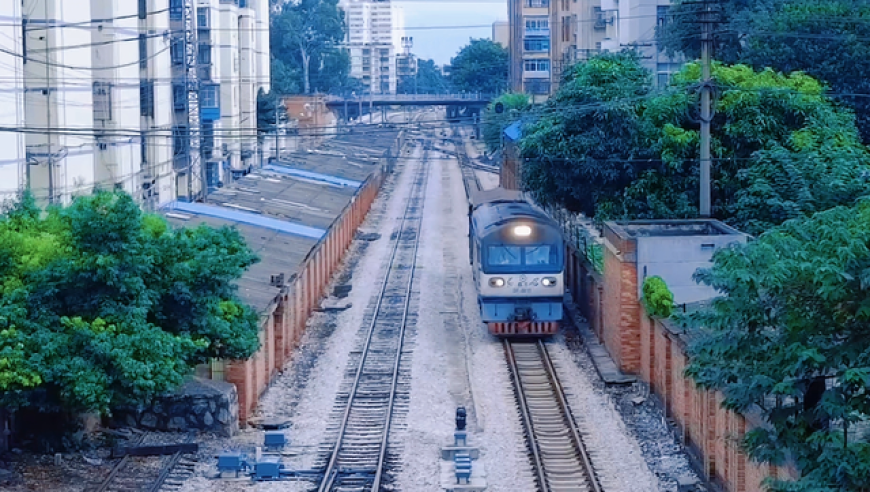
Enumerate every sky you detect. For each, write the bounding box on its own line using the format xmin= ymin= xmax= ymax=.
xmin=395 ymin=0 xmax=508 ymax=66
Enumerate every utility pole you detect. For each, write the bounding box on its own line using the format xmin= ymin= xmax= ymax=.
xmin=699 ymin=0 xmax=713 ymax=217
xmin=275 ymin=94 xmax=280 ymax=161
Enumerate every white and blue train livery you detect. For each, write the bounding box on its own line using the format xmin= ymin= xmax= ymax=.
xmin=469 ymin=188 xmax=565 ymax=336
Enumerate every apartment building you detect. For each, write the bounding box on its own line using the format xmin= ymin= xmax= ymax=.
xmin=169 ymin=0 xmax=270 ymax=200
xmin=0 ymin=1 xmax=26 ymax=201
xmin=492 ymin=20 xmax=510 ymax=48
xmin=340 ymin=0 xmax=405 ymax=95
xmin=508 ymin=0 xmax=681 ymax=99
xmin=508 ymin=0 xmax=552 ymax=100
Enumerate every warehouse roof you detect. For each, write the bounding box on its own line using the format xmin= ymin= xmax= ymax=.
xmin=163 ymin=131 xmax=399 ymax=314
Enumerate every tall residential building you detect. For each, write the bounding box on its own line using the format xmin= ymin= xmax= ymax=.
xmin=0 ymin=0 xmax=269 ymax=207
xmin=340 ymin=0 xmax=405 ymax=95
xmin=0 ymin=1 xmax=26 ymax=201
xmin=508 ymin=0 xmax=552 ymax=100
xmin=508 ymin=0 xmax=681 ymax=100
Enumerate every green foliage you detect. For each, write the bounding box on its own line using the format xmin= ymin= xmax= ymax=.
xmin=257 ymin=89 xmax=289 ymax=135
xmin=397 ymin=59 xmax=450 ymax=95
xmin=482 ymin=93 xmax=530 ymax=152
xmin=0 ymin=192 xmax=261 ymax=415
xmin=270 ymin=0 xmax=350 ymax=94
xmin=520 ymin=52 xmax=653 ymax=216
xmin=659 ymin=0 xmax=870 ymax=143
xmin=641 ymin=276 xmax=674 ymax=318
xmin=521 ymin=54 xmax=870 ymax=235
xmin=683 ymin=201 xmax=870 ymax=490
xmin=449 ymin=39 xmax=509 ymax=95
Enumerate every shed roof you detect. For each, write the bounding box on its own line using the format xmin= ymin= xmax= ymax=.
xmin=162 ymin=131 xmax=398 ymax=315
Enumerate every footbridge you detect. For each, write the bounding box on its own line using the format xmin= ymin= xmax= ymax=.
xmin=325 ymin=93 xmax=494 ymax=121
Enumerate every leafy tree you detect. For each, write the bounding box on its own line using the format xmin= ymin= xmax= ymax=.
xmin=521 ymin=53 xmax=870 ymax=235
xmin=658 ymin=0 xmax=870 ymax=143
xmin=257 ymin=89 xmax=289 ymax=135
xmin=520 ymin=53 xmax=654 ymax=216
xmin=0 ymin=192 xmax=261 ymax=415
xmin=449 ymin=39 xmax=509 ymax=94
xmin=397 ymin=59 xmax=450 ymax=95
xmin=482 ymin=93 xmax=530 ymax=152
xmin=271 ymin=0 xmax=347 ymax=94
xmin=684 ymin=202 xmax=870 ymax=491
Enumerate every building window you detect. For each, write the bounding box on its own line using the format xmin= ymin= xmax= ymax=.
xmin=197 ymin=43 xmax=211 ymax=65
xmin=140 ymin=132 xmax=148 ymax=164
xmin=201 ymin=121 xmax=214 ymax=159
xmin=200 ymin=84 xmax=219 ymax=108
xmin=173 ymin=126 xmax=188 ymax=156
xmin=524 ymin=0 xmax=549 ymax=7
xmin=173 ymin=84 xmax=186 ymax=110
xmin=169 ymin=0 xmax=182 ymax=20
xmin=524 ymin=38 xmax=549 ymax=52
xmin=138 ymin=0 xmax=147 ymax=19
xmin=525 ymin=18 xmax=549 ymax=33
xmin=197 ymin=7 xmax=209 ymax=29
xmin=139 ymin=34 xmax=148 ymax=69
xmin=92 ymin=82 xmax=113 ymax=121
xmin=657 ymin=6 xmax=670 ymax=28
xmin=139 ymin=80 xmax=154 ymax=117
xmin=524 ymin=59 xmax=550 ymax=72
xmin=525 ymin=79 xmax=549 ymax=94
xmin=171 ymin=39 xmax=183 ymax=65
xmin=594 ymin=7 xmax=607 ymax=29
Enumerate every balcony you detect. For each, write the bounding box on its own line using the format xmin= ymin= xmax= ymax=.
xmin=525 ymin=27 xmax=549 ymax=36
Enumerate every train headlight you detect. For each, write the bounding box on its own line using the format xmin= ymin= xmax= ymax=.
xmin=542 ymin=277 xmax=558 ymax=287
xmin=489 ymin=277 xmax=506 ymax=288
xmin=512 ymin=225 xmax=532 ymax=237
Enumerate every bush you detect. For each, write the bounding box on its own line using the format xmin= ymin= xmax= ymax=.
xmin=642 ymin=276 xmax=674 ymax=318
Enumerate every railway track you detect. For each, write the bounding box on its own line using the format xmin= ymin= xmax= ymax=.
xmin=505 ymin=340 xmax=603 ymax=492
xmin=91 ymin=433 xmax=196 ymax=492
xmin=315 ymin=144 xmax=429 ymax=492
xmin=452 ymin=126 xmax=482 ymax=196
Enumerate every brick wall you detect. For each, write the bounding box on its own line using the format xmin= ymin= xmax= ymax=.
xmin=224 ymin=150 xmax=393 ymax=423
xmin=500 ymin=141 xmax=522 ymax=190
xmin=567 ymin=243 xmax=798 ymax=491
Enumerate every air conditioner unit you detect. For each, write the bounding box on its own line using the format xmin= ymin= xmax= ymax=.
xmin=593 ymin=7 xmax=607 ymax=29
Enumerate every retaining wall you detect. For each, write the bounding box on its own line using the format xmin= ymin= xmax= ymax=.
xmin=224 ymin=140 xmax=398 ymax=424
xmin=565 ymin=242 xmax=796 ymax=491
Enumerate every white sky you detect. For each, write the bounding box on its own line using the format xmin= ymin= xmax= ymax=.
xmin=395 ymin=0 xmax=508 ymax=66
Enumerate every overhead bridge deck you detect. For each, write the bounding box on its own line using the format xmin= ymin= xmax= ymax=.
xmin=324 ymin=93 xmax=493 ymax=109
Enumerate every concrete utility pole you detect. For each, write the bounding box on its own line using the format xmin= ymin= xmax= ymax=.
xmin=699 ymin=1 xmax=714 ymax=217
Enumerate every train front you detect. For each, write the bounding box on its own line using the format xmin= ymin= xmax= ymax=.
xmin=477 ymin=217 xmax=564 ymax=336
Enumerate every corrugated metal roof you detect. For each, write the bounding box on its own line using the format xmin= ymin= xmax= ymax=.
xmin=503 ymin=120 xmax=523 ymax=142
xmin=165 ymin=201 xmax=327 ymax=239
xmin=263 ymin=164 xmax=362 ymax=188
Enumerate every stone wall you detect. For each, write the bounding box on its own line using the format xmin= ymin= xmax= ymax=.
xmin=114 ymin=378 xmax=239 ymax=437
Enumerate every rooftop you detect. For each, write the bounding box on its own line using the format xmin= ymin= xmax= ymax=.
xmin=611 ymin=219 xmax=744 ymax=238
xmin=162 ymin=131 xmax=399 ymax=315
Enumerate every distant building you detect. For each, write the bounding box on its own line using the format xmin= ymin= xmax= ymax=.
xmin=340 ymin=0 xmax=405 ymax=94
xmin=0 ymin=0 xmax=25 ymax=201
xmin=508 ymin=0 xmax=682 ymax=100
xmin=492 ymin=21 xmax=510 ymax=48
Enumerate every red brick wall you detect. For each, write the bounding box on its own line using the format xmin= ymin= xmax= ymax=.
xmin=500 ymin=142 xmax=521 ymax=190
xmin=225 ymin=157 xmax=392 ymax=423
xmin=567 ymin=243 xmax=797 ymax=491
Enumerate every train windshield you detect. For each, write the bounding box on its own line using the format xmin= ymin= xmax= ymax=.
xmin=487 ymin=245 xmax=561 ymax=271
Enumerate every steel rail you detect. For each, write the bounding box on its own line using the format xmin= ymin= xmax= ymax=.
xmin=317 ymin=143 xmax=429 ymax=492
xmin=504 ymin=340 xmax=604 ymax=492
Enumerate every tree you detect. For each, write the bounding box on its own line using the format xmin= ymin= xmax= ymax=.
xmin=658 ymin=0 xmax=870 ymax=143
xmin=520 ymin=53 xmax=870 ymax=235
xmin=449 ymin=39 xmax=509 ymax=94
xmin=482 ymin=93 xmax=530 ymax=152
xmin=684 ymin=202 xmax=870 ymax=491
xmin=0 ymin=192 xmax=261 ymax=416
xmin=397 ymin=59 xmax=450 ymax=95
xmin=257 ymin=89 xmax=288 ymax=135
xmin=271 ymin=0 xmax=347 ymax=94
xmin=520 ymin=53 xmax=654 ymax=216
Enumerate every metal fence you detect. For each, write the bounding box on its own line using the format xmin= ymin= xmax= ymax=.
xmin=541 ymin=203 xmax=605 ymax=274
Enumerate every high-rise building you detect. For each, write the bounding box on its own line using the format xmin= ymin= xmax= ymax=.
xmin=0 ymin=0 xmax=271 ymax=207
xmin=492 ymin=21 xmax=510 ymax=48
xmin=508 ymin=0 xmax=681 ymax=100
xmin=340 ymin=0 xmax=405 ymax=95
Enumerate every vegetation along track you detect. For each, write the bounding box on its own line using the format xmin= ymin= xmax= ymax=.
xmin=315 ymin=143 xmax=429 ymax=492
xmin=91 ymin=432 xmax=196 ymax=492
xmin=505 ymin=340 xmax=603 ymax=492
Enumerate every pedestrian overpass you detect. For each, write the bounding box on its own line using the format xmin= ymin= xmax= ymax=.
xmin=324 ymin=93 xmax=494 ymax=121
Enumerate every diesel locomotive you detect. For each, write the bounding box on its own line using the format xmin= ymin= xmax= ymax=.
xmin=469 ymin=188 xmax=565 ymax=336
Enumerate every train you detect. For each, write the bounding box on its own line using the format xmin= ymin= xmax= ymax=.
xmin=469 ymin=188 xmax=565 ymax=336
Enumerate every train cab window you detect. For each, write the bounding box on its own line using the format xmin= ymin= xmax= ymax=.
xmin=525 ymin=245 xmax=552 ymax=265
xmin=488 ymin=246 xmax=521 ymax=266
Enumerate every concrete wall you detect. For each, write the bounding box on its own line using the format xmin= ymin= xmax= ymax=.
xmin=224 ymin=136 xmax=401 ymax=423
xmin=565 ymin=232 xmax=797 ymax=491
